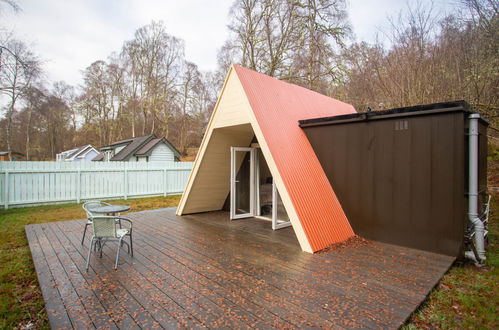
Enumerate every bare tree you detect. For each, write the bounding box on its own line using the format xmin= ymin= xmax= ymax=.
xmin=22 ymin=86 xmax=45 ymax=160
xmin=177 ymin=61 xmax=203 ymax=153
xmin=52 ymin=81 xmax=78 ymax=146
xmin=221 ymin=0 xmax=350 ymax=94
xmin=337 ymin=0 xmax=498 ymax=131
xmin=0 ymin=36 xmax=41 ymax=159
xmin=0 ymin=0 xmax=20 ymax=13
xmin=121 ymin=21 xmax=184 ymax=137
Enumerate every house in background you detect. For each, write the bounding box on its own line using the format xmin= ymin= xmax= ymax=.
xmin=93 ymin=134 xmax=180 ymax=162
xmin=0 ymin=151 xmax=25 ymax=161
xmin=56 ymin=145 xmax=99 ymax=162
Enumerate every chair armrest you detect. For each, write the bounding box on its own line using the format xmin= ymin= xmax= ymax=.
xmin=115 ymin=216 xmax=133 ymax=229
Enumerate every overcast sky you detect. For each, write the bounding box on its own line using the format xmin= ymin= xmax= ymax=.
xmin=2 ymin=0 xmax=457 ymax=87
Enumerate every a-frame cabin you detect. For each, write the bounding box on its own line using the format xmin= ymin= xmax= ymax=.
xmin=177 ymin=64 xmax=355 ymax=253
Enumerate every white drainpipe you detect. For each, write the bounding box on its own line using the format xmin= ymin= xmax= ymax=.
xmin=467 ymin=113 xmax=485 ymax=263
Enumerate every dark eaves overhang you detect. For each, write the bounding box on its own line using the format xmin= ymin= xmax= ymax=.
xmin=299 ymin=100 xmax=488 ymax=128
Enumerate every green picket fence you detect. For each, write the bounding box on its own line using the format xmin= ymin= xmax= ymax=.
xmin=0 ymin=161 xmax=193 ymax=209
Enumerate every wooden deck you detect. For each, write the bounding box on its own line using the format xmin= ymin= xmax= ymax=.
xmin=26 ymin=208 xmax=455 ymax=329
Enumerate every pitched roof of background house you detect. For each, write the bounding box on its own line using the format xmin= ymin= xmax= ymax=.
xmin=64 ymin=145 xmax=94 ymax=160
xmin=94 ymin=135 xmax=179 ymax=161
xmin=92 ymin=152 xmax=104 ymax=161
xmin=135 ymin=137 xmax=181 ymax=157
xmin=232 ymin=64 xmax=356 ymax=251
xmin=110 ymin=135 xmax=154 ymax=161
xmin=106 ymin=137 xmax=134 ymax=147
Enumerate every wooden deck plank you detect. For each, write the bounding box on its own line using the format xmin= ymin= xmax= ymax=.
xmin=26 ymin=208 xmax=455 ymax=329
xmin=136 ymin=210 xmax=452 ymax=326
xmin=50 ymin=221 xmax=159 ymax=329
xmin=142 ymin=213 xmax=424 ymax=303
xmin=71 ymin=219 xmax=294 ymax=329
xmin=58 ymin=219 xmax=205 ymax=329
xmin=25 ymin=225 xmax=73 ymax=329
xmin=160 ymin=209 xmax=453 ymax=291
xmin=131 ymin=215 xmax=404 ymax=327
xmin=66 ymin=213 xmax=342 ymax=328
xmin=124 ymin=219 xmax=295 ymax=328
xmin=134 ymin=214 xmax=346 ymax=327
xmin=135 ymin=212 xmax=415 ymax=327
xmin=129 ymin=225 xmax=315 ymax=328
xmin=126 ymin=243 xmax=276 ymax=328
xmin=40 ymin=223 xmax=122 ymax=330
xmin=31 ymin=224 xmax=95 ymax=329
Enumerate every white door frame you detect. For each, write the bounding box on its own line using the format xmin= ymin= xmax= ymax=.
xmin=230 ymin=146 xmax=292 ymax=230
xmin=272 ymin=181 xmax=292 ymax=230
xmin=230 ymin=147 xmax=255 ymax=219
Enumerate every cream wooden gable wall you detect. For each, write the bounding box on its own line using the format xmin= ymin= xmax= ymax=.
xmin=177 ymin=67 xmax=254 ymax=214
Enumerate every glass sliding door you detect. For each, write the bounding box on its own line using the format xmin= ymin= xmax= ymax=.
xmin=230 ymin=146 xmax=292 ymax=229
xmin=255 ymin=148 xmax=291 ymax=230
xmin=256 ymin=148 xmax=273 ymax=220
xmin=230 ymin=147 xmax=255 ymax=219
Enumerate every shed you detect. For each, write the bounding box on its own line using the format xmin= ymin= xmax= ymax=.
xmin=0 ymin=151 xmax=24 ymax=161
xmin=177 ymin=64 xmax=355 ymax=253
xmin=300 ymin=101 xmax=488 ymax=256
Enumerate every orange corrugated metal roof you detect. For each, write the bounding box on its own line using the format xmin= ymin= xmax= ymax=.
xmin=233 ymin=64 xmax=355 ymax=252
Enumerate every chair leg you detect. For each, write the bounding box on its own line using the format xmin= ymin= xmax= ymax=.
xmin=129 ymin=232 xmax=133 ymax=257
xmin=81 ymin=223 xmax=89 ymax=245
xmin=86 ymin=238 xmax=94 ymax=272
xmin=115 ymin=238 xmax=123 ymax=270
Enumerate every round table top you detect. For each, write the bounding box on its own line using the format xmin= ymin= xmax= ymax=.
xmin=88 ymin=205 xmax=130 ymax=214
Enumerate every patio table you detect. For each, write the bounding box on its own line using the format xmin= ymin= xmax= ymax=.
xmin=87 ymin=204 xmax=130 ymax=215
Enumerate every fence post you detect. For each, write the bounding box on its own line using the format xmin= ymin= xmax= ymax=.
xmin=124 ymin=166 xmax=128 ymax=200
xmin=76 ymin=169 xmax=81 ymax=203
xmin=4 ymin=171 xmax=8 ymax=209
xmin=163 ymin=169 xmax=167 ymax=197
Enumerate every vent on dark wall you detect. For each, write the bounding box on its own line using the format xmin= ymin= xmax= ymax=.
xmin=394 ymin=120 xmax=409 ymax=131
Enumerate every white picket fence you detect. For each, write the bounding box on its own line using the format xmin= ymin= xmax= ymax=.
xmin=0 ymin=161 xmax=193 ymax=209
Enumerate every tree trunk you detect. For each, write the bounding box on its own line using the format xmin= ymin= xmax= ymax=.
xmin=25 ymin=106 xmax=33 ymax=160
xmin=142 ymin=108 xmax=147 ymax=135
xmin=6 ymin=94 xmax=16 ymax=161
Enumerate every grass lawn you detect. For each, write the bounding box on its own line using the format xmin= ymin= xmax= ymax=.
xmin=0 ymin=193 xmax=497 ymax=329
xmin=0 ymin=195 xmax=180 ymax=329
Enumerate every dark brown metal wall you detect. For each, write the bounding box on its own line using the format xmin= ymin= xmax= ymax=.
xmin=302 ymin=111 xmax=467 ymax=256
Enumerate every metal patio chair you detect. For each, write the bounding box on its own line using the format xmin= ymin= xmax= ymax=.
xmin=85 ymin=215 xmax=133 ymax=271
xmin=81 ymin=201 xmax=111 ymax=245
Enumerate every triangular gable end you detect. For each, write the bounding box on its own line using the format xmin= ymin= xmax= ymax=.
xmin=177 ymin=64 xmax=355 ymax=253
xmin=176 ymin=66 xmax=252 ymax=214
xmin=176 ymin=65 xmax=313 ymax=252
